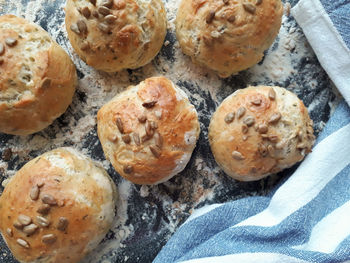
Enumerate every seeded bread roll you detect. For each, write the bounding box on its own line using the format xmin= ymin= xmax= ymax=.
xmin=175 ymin=0 xmax=283 ymax=78
xmin=0 ymin=147 xmax=117 ymax=263
xmin=65 ymin=0 xmax=167 ymax=72
xmin=209 ymin=86 xmax=315 ymax=181
xmin=97 ymin=76 xmax=200 ymax=185
xmin=0 ymin=15 xmax=77 ymax=135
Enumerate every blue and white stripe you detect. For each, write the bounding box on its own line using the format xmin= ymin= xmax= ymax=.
xmin=154 ymin=0 xmax=350 ymax=262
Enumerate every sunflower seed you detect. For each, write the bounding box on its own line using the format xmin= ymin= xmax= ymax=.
xmin=122 ymin=134 xmax=131 ymax=144
xmin=267 ymin=145 xmax=274 ymax=156
xmin=138 ymin=114 xmax=147 ymax=123
xmin=259 ymin=144 xmax=268 ymax=157
xmin=223 ymin=0 xmax=229 ymax=4
xmin=154 ymin=132 xmax=163 ymax=148
xmin=30 ymin=185 xmax=40 ymax=200
xmin=206 ymin=11 xmax=215 ymax=24
xmin=123 ymin=165 xmax=133 ymax=174
xmin=92 ymin=10 xmax=99 ymax=18
xmin=297 ymin=131 xmax=303 ymax=141
xmin=89 ymin=0 xmax=96 ymax=5
xmin=141 ymin=133 xmax=149 ymax=143
xmin=243 ymin=2 xmax=256 ymax=14
xmin=37 ymin=182 xmax=45 ymax=188
xmin=243 ymin=116 xmax=255 ymax=127
xmin=98 ymin=6 xmax=110 ymax=16
xmin=13 ymin=221 xmax=23 ymax=229
xmin=242 ymin=135 xmax=248 ymax=141
xmin=116 ymin=117 xmax=124 ymax=133
xmin=251 ymin=99 xmax=262 ymax=106
xmin=237 ymin=107 xmax=246 ymax=119
xmin=232 ymin=151 xmax=245 ymax=160
xmin=142 ymin=100 xmax=157 ymax=108
xmin=6 ymin=228 xmax=13 ymax=237
xmin=42 ymin=234 xmax=57 ymax=244
xmin=269 ymin=112 xmax=281 ymax=124
xmin=268 ymin=135 xmax=279 ymax=143
xmin=108 ymin=134 xmax=118 ymax=143
xmin=81 ymin=6 xmax=91 ymax=18
xmin=105 ymin=14 xmax=117 ymax=24
xmin=5 ymin=38 xmax=17 ymax=47
xmin=102 ymin=0 xmax=113 ymax=8
xmin=0 ymin=43 xmax=4 ymax=55
xmin=224 ymin=112 xmax=235 ymax=123
xmin=41 ymin=194 xmax=57 ymax=206
xmin=307 ymin=126 xmax=314 ymax=135
xmin=70 ymin=23 xmax=80 ymax=35
xmin=268 ymin=88 xmax=276 ymax=100
xmin=57 ymin=217 xmax=69 ymax=231
xmin=81 ymin=41 xmax=90 ymax=51
xmin=242 ymin=124 xmax=248 ymax=134
xmin=18 ymin=215 xmax=32 ymax=226
xmin=258 ymin=124 xmax=268 ymax=134
xmin=256 ymin=0 xmax=263 ymax=5
xmin=227 ymin=15 xmax=236 ymax=23
xmin=0 ymin=58 xmax=3 ymax=65
xmin=36 ymin=216 xmax=50 ymax=227
xmin=150 ymin=121 xmax=158 ymax=130
xmin=297 ymin=142 xmax=307 ymax=149
xmin=37 ymin=204 xmax=50 ymax=215
xmin=23 ymin=224 xmax=38 ymax=236
xmin=41 ymin=78 xmax=51 ymax=89
xmin=77 ymin=20 xmax=88 ymax=34
xmin=130 ymin=133 xmax=140 ymax=146
xmin=150 ymin=145 xmax=161 ymax=158
xmin=17 ymin=238 xmax=29 ymax=248
xmin=98 ymin=22 xmax=110 ymax=33
xmin=155 ymin=110 xmax=162 ymax=119
xmin=145 ymin=121 xmax=154 ymax=137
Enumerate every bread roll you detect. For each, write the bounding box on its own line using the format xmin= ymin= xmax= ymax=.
xmin=175 ymin=0 xmax=283 ymax=77
xmin=0 ymin=147 xmax=117 ymax=263
xmin=97 ymin=76 xmax=200 ymax=185
xmin=0 ymin=15 xmax=77 ymax=135
xmin=65 ymin=0 xmax=167 ymax=72
xmin=209 ymin=86 xmax=315 ymax=181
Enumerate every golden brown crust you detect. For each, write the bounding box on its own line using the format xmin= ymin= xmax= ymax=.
xmin=97 ymin=77 xmax=200 ymax=184
xmin=0 ymin=15 xmax=77 ymax=135
xmin=209 ymin=86 xmax=315 ymax=181
xmin=65 ymin=0 xmax=167 ymax=72
xmin=175 ymin=0 xmax=283 ymax=77
xmin=0 ymin=148 xmax=117 ymax=263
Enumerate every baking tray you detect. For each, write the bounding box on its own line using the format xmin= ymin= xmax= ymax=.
xmin=0 ymin=0 xmax=341 ymax=262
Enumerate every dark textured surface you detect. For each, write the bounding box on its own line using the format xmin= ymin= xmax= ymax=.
xmin=0 ymin=0 xmax=341 ymax=262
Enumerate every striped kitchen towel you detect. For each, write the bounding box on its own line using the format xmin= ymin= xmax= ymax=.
xmin=153 ymin=0 xmax=350 ymax=262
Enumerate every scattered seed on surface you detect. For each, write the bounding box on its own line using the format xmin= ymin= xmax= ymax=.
xmin=223 ymin=0 xmax=229 ymax=4
xmin=98 ymin=6 xmax=110 ymax=16
xmin=92 ymin=10 xmax=99 ymax=18
xmin=307 ymin=126 xmax=314 ymax=134
xmin=41 ymin=78 xmax=51 ymax=89
xmin=80 ymin=41 xmax=90 ymax=51
xmin=138 ymin=115 xmax=147 ymax=123
xmin=37 ymin=204 xmax=50 ymax=215
xmin=105 ymin=14 xmax=117 ymax=24
xmin=37 ymin=182 xmax=45 ymax=188
xmin=23 ymin=224 xmax=38 ymax=236
xmin=41 ymin=194 xmax=57 ymax=206
xmin=145 ymin=121 xmax=155 ymax=137
xmin=42 ymin=234 xmax=57 ymax=244
xmin=6 ymin=228 xmax=13 ymax=237
xmin=224 ymin=112 xmax=235 ymax=123
xmin=267 ymin=145 xmax=274 ymax=156
xmin=237 ymin=107 xmax=246 ymax=119
xmin=297 ymin=142 xmax=307 ymax=149
xmin=243 ymin=2 xmax=256 ymax=14
xmin=122 ymin=134 xmax=131 ymax=144
xmin=36 ymin=216 xmax=50 ymax=227
xmin=206 ymin=11 xmax=215 ymax=24
xmin=141 ymin=133 xmax=149 ymax=143
xmin=81 ymin=6 xmax=91 ymax=18
xmin=256 ymin=0 xmax=263 ymax=5
xmin=268 ymin=135 xmax=279 ymax=143
xmin=89 ymin=0 xmax=96 ymax=5
xmin=30 ymin=185 xmax=40 ymax=200
xmin=269 ymin=112 xmax=282 ymax=124
xmin=0 ymin=58 xmax=3 ymax=65
xmin=70 ymin=23 xmax=80 ymax=35
xmin=108 ymin=134 xmax=118 ymax=142
xmin=154 ymin=132 xmax=163 ymax=148
xmin=242 ymin=135 xmax=248 ymax=141
xmin=142 ymin=100 xmax=157 ymax=108
xmin=150 ymin=145 xmax=161 ymax=158
xmin=17 ymin=238 xmax=29 ymax=248
xmin=18 ymin=215 xmax=32 ymax=226
xmin=251 ymin=99 xmax=262 ymax=106
xmin=102 ymin=0 xmax=113 ymax=8
xmin=123 ymin=165 xmax=133 ymax=174
xmin=150 ymin=121 xmax=158 ymax=130
xmin=13 ymin=221 xmax=23 ymax=229
xmin=0 ymin=43 xmax=4 ymax=55
xmin=57 ymin=217 xmax=69 ymax=231
xmin=297 ymin=131 xmax=303 ymax=141
xmin=77 ymin=20 xmax=88 ymax=34
xmin=243 ymin=116 xmax=255 ymax=127
xmin=116 ymin=117 xmax=124 ymax=133
xmin=259 ymin=144 xmax=268 ymax=157
xmin=98 ymin=22 xmax=110 ymax=33
xmin=258 ymin=124 xmax=268 ymax=134
xmin=155 ymin=110 xmax=162 ymax=119
xmin=227 ymin=15 xmax=236 ymax=23
xmin=5 ymin=38 xmax=17 ymax=47
xmin=232 ymin=151 xmax=245 ymax=160
xmin=242 ymin=124 xmax=248 ymax=134
xmin=268 ymin=88 xmax=276 ymax=100
xmin=133 ymin=133 xmax=141 ymax=146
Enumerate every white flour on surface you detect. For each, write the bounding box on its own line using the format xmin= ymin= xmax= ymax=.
xmin=0 ymin=0 xmax=341 ymax=262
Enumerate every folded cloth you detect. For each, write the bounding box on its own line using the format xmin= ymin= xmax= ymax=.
xmin=154 ymin=0 xmax=350 ymax=262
